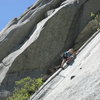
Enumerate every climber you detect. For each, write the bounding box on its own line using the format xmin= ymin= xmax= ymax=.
xmin=67 ymin=50 xmax=77 ymax=65
xmin=61 ymin=48 xmax=76 ymax=68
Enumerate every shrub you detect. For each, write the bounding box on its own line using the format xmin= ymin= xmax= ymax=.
xmin=7 ymin=77 xmax=43 ymax=100
xmin=91 ymin=12 xmax=100 ymax=30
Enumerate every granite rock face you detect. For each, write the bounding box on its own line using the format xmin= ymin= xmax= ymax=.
xmin=0 ymin=0 xmax=100 ymax=99
xmin=30 ymin=30 xmax=100 ymax=100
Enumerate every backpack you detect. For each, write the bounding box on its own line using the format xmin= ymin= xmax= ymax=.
xmin=63 ymin=51 xmax=68 ymax=58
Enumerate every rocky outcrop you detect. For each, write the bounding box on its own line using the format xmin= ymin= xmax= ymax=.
xmin=0 ymin=0 xmax=100 ymax=99
xmin=74 ymin=18 xmax=99 ymax=49
xmin=30 ymin=30 xmax=100 ymax=100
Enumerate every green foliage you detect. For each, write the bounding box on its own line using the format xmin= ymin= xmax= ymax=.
xmin=90 ymin=12 xmax=95 ymax=17
xmin=90 ymin=12 xmax=100 ymax=30
xmin=7 ymin=77 xmax=43 ymax=100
